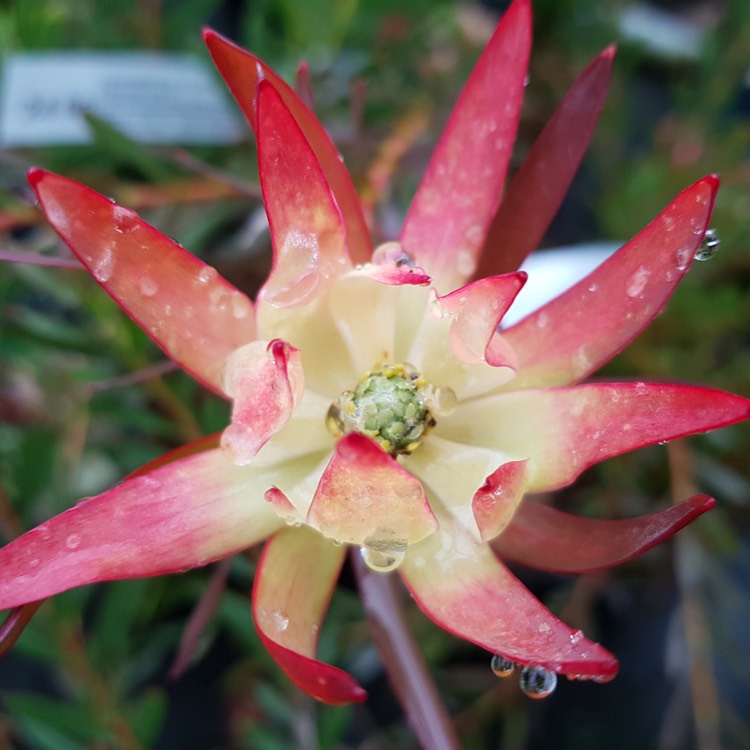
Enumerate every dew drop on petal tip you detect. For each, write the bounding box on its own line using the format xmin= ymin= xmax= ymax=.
xmin=519 ymin=666 xmax=557 ymax=699
xmin=694 ymin=228 xmax=720 ymax=261
xmin=360 ymin=536 xmax=407 ymax=572
xmin=490 ymin=654 xmax=515 ymax=678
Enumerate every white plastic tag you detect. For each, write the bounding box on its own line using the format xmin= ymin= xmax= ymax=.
xmin=0 ymin=52 xmax=244 ymax=146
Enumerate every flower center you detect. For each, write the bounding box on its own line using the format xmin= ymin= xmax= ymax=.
xmin=326 ymin=363 xmax=455 ymax=455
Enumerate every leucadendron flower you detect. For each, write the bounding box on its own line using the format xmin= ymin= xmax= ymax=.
xmin=2 ymin=0 xmax=749 ymax=704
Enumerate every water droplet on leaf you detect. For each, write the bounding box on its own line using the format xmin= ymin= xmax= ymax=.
xmin=519 ymin=666 xmax=557 ymax=699
xmin=491 ymin=654 xmax=515 ymax=677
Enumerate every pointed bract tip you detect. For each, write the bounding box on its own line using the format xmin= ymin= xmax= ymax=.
xmin=26 ymin=167 xmax=49 ymax=190
xmin=595 ymin=656 xmax=620 ymax=681
xmin=693 ymin=494 xmax=716 ymax=513
xmin=601 ymin=44 xmax=617 ymax=60
xmin=703 ymin=173 xmax=720 ymax=189
xmin=508 ymin=0 xmax=533 ymax=27
xmin=511 ymin=0 xmax=532 ymax=12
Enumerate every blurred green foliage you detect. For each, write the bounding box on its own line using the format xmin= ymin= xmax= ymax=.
xmin=1 ymin=0 xmax=749 ymax=748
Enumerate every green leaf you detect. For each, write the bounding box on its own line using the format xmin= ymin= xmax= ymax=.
xmin=2 ymin=691 xmax=106 ymax=747
xmin=124 ymin=688 xmax=168 ymax=747
xmin=88 ymin=579 xmax=151 ymax=676
xmin=84 ymin=113 xmax=174 ymax=182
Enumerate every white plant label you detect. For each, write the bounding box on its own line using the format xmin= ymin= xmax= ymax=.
xmin=0 ymin=52 xmax=244 ymax=146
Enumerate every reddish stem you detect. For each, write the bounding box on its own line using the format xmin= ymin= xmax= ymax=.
xmin=352 ymin=551 xmax=461 ymax=750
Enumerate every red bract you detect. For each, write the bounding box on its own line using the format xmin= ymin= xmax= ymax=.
xmin=2 ymin=0 xmax=748 ymax=705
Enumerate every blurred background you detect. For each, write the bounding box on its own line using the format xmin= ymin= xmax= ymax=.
xmin=1 ymin=0 xmax=749 ymax=748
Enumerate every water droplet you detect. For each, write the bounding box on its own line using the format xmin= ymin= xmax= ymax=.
xmin=694 ymin=227 xmax=720 ymax=261
xmin=360 ymin=535 xmax=407 ymax=572
xmin=263 ymin=270 xmax=321 ymax=308
xmin=271 ymin=610 xmax=289 ymax=631
xmin=65 ymin=533 xmax=81 ymax=550
xmin=372 ymin=241 xmax=413 ymax=267
xmin=464 ymin=225 xmax=483 ymax=246
xmin=197 ymin=266 xmax=217 ymax=284
xmin=93 ymin=248 xmax=114 ymax=282
xmin=455 ymin=250 xmax=475 ymax=277
xmin=626 ymin=265 xmax=651 ymax=298
xmin=113 ymin=206 xmax=138 ymax=234
xmin=536 ymin=311 xmax=549 ymax=329
xmin=674 ymin=245 xmax=691 ymax=271
xmin=427 ymin=385 xmax=457 ymax=417
xmin=491 ymin=654 xmax=515 ymax=678
xmin=569 ymin=629 xmax=584 ymax=645
xmin=519 ymin=666 xmax=557 ymax=699
xmin=231 ymin=294 xmax=251 ymax=319
xmin=139 ymin=276 xmax=158 ymax=297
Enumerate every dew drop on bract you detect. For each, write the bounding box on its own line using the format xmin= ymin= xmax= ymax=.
xmin=271 ymin=610 xmax=289 ymax=631
xmin=490 ymin=653 xmax=515 ymax=678
xmin=196 ymin=266 xmax=217 ymax=284
xmin=139 ymin=276 xmax=158 ymax=297
xmin=360 ymin=536 xmax=407 ymax=572
xmin=428 ymin=385 xmax=457 ymax=417
xmin=93 ymin=248 xmax=114 ymax=283
xmin=694 ymin=227 xmax=720 ymax=261
xmin=519 ymin=666 xmax=557 ymax=699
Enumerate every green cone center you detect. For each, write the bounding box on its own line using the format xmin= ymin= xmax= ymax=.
xmin=326 ymin=363 xmax=437 ymax=455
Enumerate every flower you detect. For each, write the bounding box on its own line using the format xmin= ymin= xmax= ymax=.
xmin=1 ymin=0 xmax=749 ymax=705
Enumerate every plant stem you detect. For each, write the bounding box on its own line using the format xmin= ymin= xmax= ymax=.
xmin=352 ymin=551 xmax=461 ymax=750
